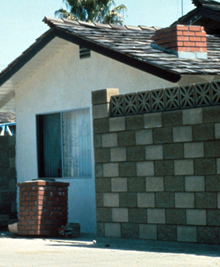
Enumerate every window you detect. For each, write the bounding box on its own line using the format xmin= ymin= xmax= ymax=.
xmin=79 ymin=46 xmax=91 ymax=59
xmin=37 ymin=109 xmax=92 ymax=178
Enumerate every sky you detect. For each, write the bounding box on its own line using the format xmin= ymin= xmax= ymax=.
xmin=0 ymin=0 xmax=195 ymax=71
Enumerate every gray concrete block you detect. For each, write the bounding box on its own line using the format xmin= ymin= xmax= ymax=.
xmin=96 ymin=193 xmax=103 ymax=207
xmin=177 ymin=226 xmax=197 ymax=242
xmin=92 ymin=88 xmax=119 ymax=105
xmin=155 ymin=192 xmax=175 ymax=208
xmin=195 ymin=192 xmax=217 ymax=209
xmin=147 ymin=209 xmax=165 ymax=224
xmin=103 ymin=163 xmax=119 ymax=177
xmin=166 ymin=209 xmax=186 ymax=225
xmin=119 ymin=193 xmax=137 ymax=208
xmin=137 ymin=162 xmax=154 ymax=176
xmin=173 ymin=126 xmax=192 ymax=142
xmin=186 ymin=209 xmax=206 ymax=225
xmin=139 ymin=224 xmax=157 ymax=240
xmin=174 ymin=160 xmax=194 ymax=175
xmin=164 ymin=143 xmax=183 ymax=159
xmin=207 ymin=210 xmax=220 ymax=226
xmin=96 ymin=178 xmax=111 ymax=193
xmin=182 ymin=108 xmax=202 ymax=125
xmin=164 ymin=176 xmax=184 ymax=192
xmin=144 ymin=112 xmax=162 ymax=129
xmin=92 ymin=103 xmax=110 ymax=119
xmin=203 ymin=106 xmax=220 ymax=124
xmin=126 ymin=115 xmax=144 ymax=130
xmin=185 ymin=176 xmax=205 ymax=191
xmin=103 ymin=193 xmax=119 ymax=207
xmin=146 ymin=177 xmax=164 ymax=192
xmin=135 ymin=129 xmax=153 ymax=145
xmin=175 ymin=193 xmax=195 ymax=208
xmin=105 ymin=223 xmax=121 ymax=238
xmin=129 ymin=208 xmax=147 ymax=223
xmin=95 ymin=164 xmax=103 ymax=178
xmin=127 ymin=146 xmax=145 ymax=161
xmin=205 ymin=141 xmax=220 ymax=158
xmin=162 ymin=110 xmax=182 ymax=127
xmin=153 ymin=128 xmax=172 ymax=144
xmin=184 ymin=142 xmax=204 ymax=158
xmin=205 ymin=175 xmax=220 ymax=191
xmin=197 ymin=226 xmax=219 ymax=244
xmin=218 ymin=193 xmax=220 ymax=209
xmin=128 ymin=177 xmax=145 ymax=192
xmin=93 ymin=118 xmax=109 ymax=134
xmin=111 ymin=178 xmax=127 ymax=192
xmin=97 ymin=222 xmax=104 ymax=237
xmin=155 ymin=160 xmax=174 ymax=176
xmin=93 ymin=134 xmax=102 ymax=148
xmin=118 ymin=131 xmax=135 ymax=146
xmin=109 ymin=117 xmax=125 ymax=132
xmin=102 ymin=133 xmax=118 ymax=147
xmin=110 ymin=147 xmax=126 ymax=162
xmin=145 ymin=145 xmax=163 ymax=160
xmin=119 ymin=162 xmax=136 ymax=177
xmin=193 ymin=124 xmax=214 ymax=141
xmin=158 ymin=225 xmax=177 ymax=242
xmin=137 ymin=193 xmax=155 ymax=208
xmin=214 ymin=123 xmax=220 ymax=139
xmin=121 ymin=223 xmax=139 ymax=239
xmin=195 ymin=158 xmax=216 ymax=175
xmin=96 ymin=208 xmax=112 ymax=222
xmin=112 ymin=208 xmax=129 ymax=222
xmin=95 ymin=148 xmax=110 ymax=163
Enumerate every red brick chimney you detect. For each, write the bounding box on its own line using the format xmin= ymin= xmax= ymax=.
xmin=151 ymin=25 xmax=207 ymax=59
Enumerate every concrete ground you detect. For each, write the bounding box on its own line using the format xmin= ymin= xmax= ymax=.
xmin=0 ymin=230 xmax=220 ymax=267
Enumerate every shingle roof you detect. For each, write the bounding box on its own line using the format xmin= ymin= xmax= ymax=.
xmin=43 ymin=17 xmax=220 ymax=77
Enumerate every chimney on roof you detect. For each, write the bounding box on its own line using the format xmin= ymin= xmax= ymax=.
xmin=151 ymin=25 xmax=207 ymax=59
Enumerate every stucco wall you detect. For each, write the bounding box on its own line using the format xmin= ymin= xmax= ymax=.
xmin=93 ymin=88 xmax=220 ymax=244
xmin=0 ymin=136 xmax=16 ymax=221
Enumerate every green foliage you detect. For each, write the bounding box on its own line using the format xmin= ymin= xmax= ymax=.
xmin=55 ymin=0 xmax=127 ymax=25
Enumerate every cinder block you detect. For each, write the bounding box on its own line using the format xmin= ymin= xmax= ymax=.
xmin=193 ymin=124 xmax=214 ymax=141
xmin=218 ymin=193 xmax=220 ymax=208
xmin=135 ymin=129 xmax=153 ymax=145
xmin=197 ymin=226 xmax=219 ymax=244
xmin=205 ymin=175 xmax=220 ymax=191
xmin=162 ymin=110 xmax=182 ymax=127
xmin=195 ymin=159 xmax=215 ymax=175
xmin=217 ymin=159 xmax=220 ymax=174
xmin=177 ymin=226 xmax=197 ymax=242
xmin=174 ymin=160 xmax=194 ymax=175
xmin=214 ymin=123 xmax=220 ymax=139
xmin=93 ymin=134 xmax=102 ymax=148
xmin=129 ymin=208 xmax=147 ymax=223
xmin=137 ymin=162 xmax=154 ymax=176
xmin=144 ymin=113 xmax=162 ymax=128
xmin=95 ymin=178 xmax=111 ymax=193
xmin=158 ymin=225 xmax=177 ymax=242
xmin=182 ymin=108 xmax=202 ymax=125
xmin=164 ymin=143 xmax=183 ymax=159
xmin=147 ymin=209 xmax=165 ymax=224
xmin=153 ymin=128 xmax=172 ymax=144
xmin=128 ymin=177 xmax=146 ymax=192
xmin=175 ymin=193 xmax=195 ymax=208
xmin=95 ymin=148 xmax=110 ymax=163
xmin=139 ymin=224 xmax=157 ymax=240
xmin=95 ymin=164 xmax=103 ymax=178
xmin=173 ymin=126 xmax=192 ymax=142
xmin=207 ymin=210 xmax=220 ymax=226
xmin=164 ymin=176 xmax=184 ymax=192
xmin=93 ymin=118 xmax=109 ymax=134
xmin=126 ymin=115 xmax=144 ymax=130
xmin=195 ymin=192 xmax=217 ymax=209
xmin=119 ymin=193 xmax=137 ymax=208
xmin=92 ymin=88 xmax=119 ymax=105
xmin=155 ymin=160 xmax=174 ymax=176
xmin=97 ymin=222 xmax=104 ymax=237
xmin=127 ymin=146 xmax=145 ymax=161
xmin=119 ymin=162 xmax=136 ymax=177
xmin=146 ymin=177 xmax=164 ymax=192
xmin=137 ymin=193 xmax=155 ymax=207
xmin=155 ymin=192 xmax=175 ymax=208
xmin=186 ymin=209 xmax=206 ymax=225
xmin=103 ymin=163 xmax=119 ymax=177
xmin=109 ymin=117 xmax=125 ymax=132
xmin=102 ymin=133 xmax=118 ymax=147
xmin=96 ymin=208 xmax=112 ymax=222
xmin=166 ymin=209 xmax=186 ymax=225
xmin=205 ymin=140 xmax=220 ymax=158
xmin=145 ymin=145 xmax=163 ymax=160
xmin=203 ymin=106 xmax=220 ymax=124
xmin=96 ymin=193 xmax=103 ymax=207
xmin=184 ymin=142 xmax=204 ymax=158
xmin=121 ymin=223 xmax=139 ymax=239
xmin=105 ymin=223 xmax=121 ymax=237
xmin=112 ymin=208 xmax=129 ymax=222
xmin=110 ymin=147 xmax=126 ymax=162
xmin=111 ymin=178 xmax=127 ymax=192
xmin=118 ymin=131 xmax=135 ymax=146
xmin=92 ymin=103 xmax=110 ymax=119
xmin=103 ymin=193 xmax=119 ymax=207
xmin=185 ymin=176 xmax=205 ymax=191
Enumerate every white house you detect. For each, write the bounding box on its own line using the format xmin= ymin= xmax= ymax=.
xmin=1 ymin=10 xmax=220 ymax=234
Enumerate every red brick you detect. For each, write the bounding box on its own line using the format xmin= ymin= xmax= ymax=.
xmin=183 ymin=31 xmax=195 ymax=36
xmin=183 ymin=41 xmax=195 ymax=47
xmin=189 ymin=47 xmax=201 ymax=52
xmin=177 ymin=36 xmax=189 ymax=41
xmin=175 ymin=25 xmax=189 ymax=31
xmin=189 ymin=26 xmax=201 ymax=32
xmin=195 ymin=32 xmax=206 ymax=37
xmin=176 ymin=47 xmax=190 ymax=52
xmin=189 ymin=36 xmax=201 ymax=42
xmin=195 ymin=42 xmax=207 ymax=47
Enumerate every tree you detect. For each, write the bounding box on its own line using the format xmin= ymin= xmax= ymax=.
xmin=55 ymin=0 xmax=127 ymax=25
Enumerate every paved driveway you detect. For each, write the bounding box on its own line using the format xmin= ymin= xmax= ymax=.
xmin=0 ymin=231 xmax=220 ymax=267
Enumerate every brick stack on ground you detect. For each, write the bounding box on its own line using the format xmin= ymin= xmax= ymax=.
xmin=92 ymin=88 xmax=220 ymax=244
xmin=18 ymin=180 xmax=69 ymax=236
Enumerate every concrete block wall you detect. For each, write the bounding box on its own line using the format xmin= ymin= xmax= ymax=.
xmin=0 ymin=136 xmax=16 ymax=221
xmin=92 ymin=88 xmax=220 ymax=244
xmin=18 ymin=181 xmax=69 ymax=236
